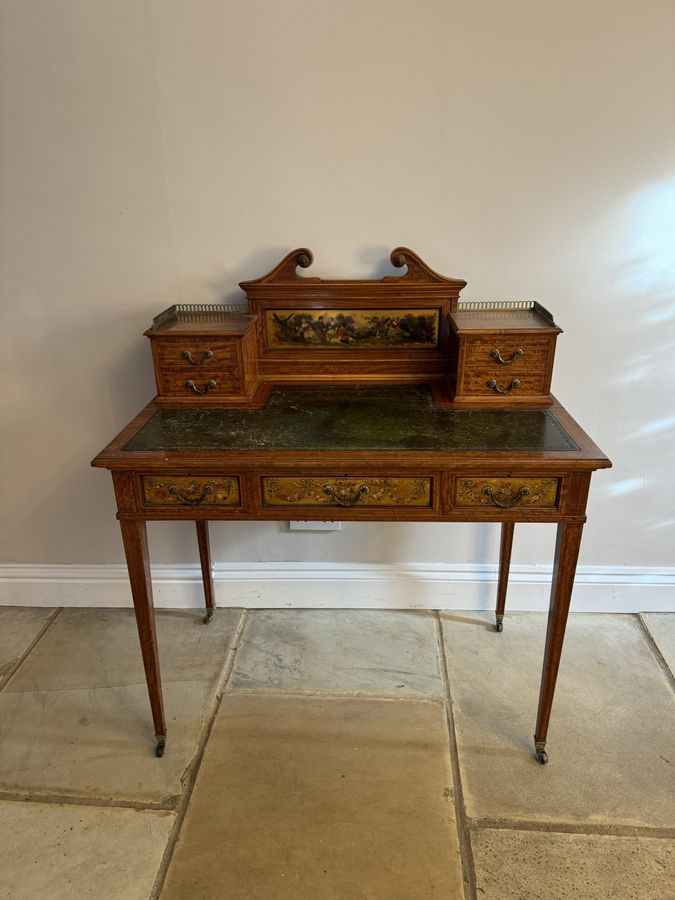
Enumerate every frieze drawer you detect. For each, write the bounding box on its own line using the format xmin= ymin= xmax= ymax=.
xmin=142 ymin=476 xmax=241 ymax=507
xmin=262 ymin=476 xmax=432 ymax=508
xmin=454 ymin=477 xmax=559 ymax=509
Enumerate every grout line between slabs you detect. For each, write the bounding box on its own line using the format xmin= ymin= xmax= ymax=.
xmin=635 ymin=614 xmax=675 ymax=693
xmin=148 ymin=607 xmax=249 ymax=900
xmin=0 ymin=607 xmax=62 ymax=692
xmin=470 ymin=817 xmax=675 ymax=840
xmin=435 ymin=611 xmax=477 ymax=900
xmin=0 ymin=789 xmax=175 ymax=812
xmin=222 ymin=686 xmax=445 ymax=702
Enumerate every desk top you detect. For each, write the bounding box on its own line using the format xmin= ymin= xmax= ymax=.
xmin=92 ymin=386 xmax=610 ymax=472
xmin=123 ymin=386 xmax=577 ymax=453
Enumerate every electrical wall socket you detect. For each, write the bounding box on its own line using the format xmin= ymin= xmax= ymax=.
xmin=288 ymin=521 xmax=342 ymax=531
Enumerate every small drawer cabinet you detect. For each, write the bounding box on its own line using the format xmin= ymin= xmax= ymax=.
xmin=145 ymin=306 xmax=262 ymax=407
xmin=449 ymin=302 xmax=561 ymax=407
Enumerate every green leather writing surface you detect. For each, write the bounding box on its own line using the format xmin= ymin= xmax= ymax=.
xmin=123 ymin=386 xmax=578 ymax=453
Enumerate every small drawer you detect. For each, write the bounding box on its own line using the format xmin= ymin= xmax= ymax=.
xmin=155 ymin=339 xmax=238 ymax=369
xmin=161 ymin=370 xmax=241 ymax=397
xmin=262 ymin=476 xmax=432 ymax=508
xmin=465 ymin=336 xmax=552 ymax=370
xmin=453 ymin=477 xmax=559 ymax=509
xmin=143 ymin=476 xmax=241 ymax=506
xmin=461 ymin=369 xmax=547 ymax=397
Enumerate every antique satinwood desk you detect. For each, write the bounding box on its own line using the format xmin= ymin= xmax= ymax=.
xmin=92 ymin=248 xmax=611 ymax=764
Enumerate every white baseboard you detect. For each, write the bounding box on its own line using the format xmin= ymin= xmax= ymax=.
xmin=0 ymin=562 xmax=673 ymax=612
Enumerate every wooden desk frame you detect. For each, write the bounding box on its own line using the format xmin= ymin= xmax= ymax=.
xmin=93 ymin=396 xmax=610 ymax=764
xmin=93 ymin=249 xmax=611 ymax=764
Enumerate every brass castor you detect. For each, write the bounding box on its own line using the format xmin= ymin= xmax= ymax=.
xmin=155 ymin=738 xmax=166 ymax=758
xmin=495 ymin=620 xmax=504 ymax=633
xmin=535 ymin=741 xmax=548 ymax=764
xmin=203 ymin=609 xmax=214 ymax=625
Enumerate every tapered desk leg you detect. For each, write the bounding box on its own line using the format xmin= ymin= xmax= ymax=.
xmin=534 ymin=522 xmax=584 ymax=764
xmin=119 ymin=520 xmax=167 ymax=757
xmin=196 ymin=520 xmax=215 ymax=624
xmin=495 ymin=522 xmax=514 ymax=632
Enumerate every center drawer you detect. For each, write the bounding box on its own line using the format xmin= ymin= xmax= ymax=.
xmin=261 ymin=476 xmax=433 ymax=508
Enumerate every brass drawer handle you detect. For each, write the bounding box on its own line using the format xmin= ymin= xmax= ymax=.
xmin=168 ymin=483 xmax=214 ymax=505
xmin=491 ymin=348 xmax=523 ymax=365
xmin=182 ymin=349 xmax=214 ymax=365
xmin=481 ymin=484 xmax=530 ymax=508
xmin=323 ymin=483 xmax=369 ymax=507
xmin=487 ymin=378 xmax=520 ymax=394
xmin=185 ymin=379 xmax=217 ymax=395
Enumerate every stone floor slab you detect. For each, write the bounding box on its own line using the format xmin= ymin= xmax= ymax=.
xmin=442 ymin=613 xmax=675 ymax=827
xmin=471 ymin=828 xmax=675 ymax=900
xmin=0 ymin=800 xmax=174 ymax=900
xmin=0 ymin=608 xmax=242 ymax=803
xmin=641 ymin=613 xmax=675 ymax=679
xmin=161 ymin=694 xmax=464 ymax=899
xmin=231 ymin=609 xmax=442 ymax=697
xmin=6 ymin=608 xmax=241 ymax=690
xmin=0 ymin=606 xmax=55 ymax=685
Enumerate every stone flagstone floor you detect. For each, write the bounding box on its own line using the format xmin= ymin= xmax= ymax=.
xmin=0 ymin=606 xmax=673 ymax=899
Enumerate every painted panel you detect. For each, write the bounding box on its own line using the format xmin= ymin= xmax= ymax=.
xmin=265 ymin=309 xmax=440 ymax=349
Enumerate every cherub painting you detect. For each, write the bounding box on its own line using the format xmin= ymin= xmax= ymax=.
xmin=266 ymin=309 xmax=439 ymax=349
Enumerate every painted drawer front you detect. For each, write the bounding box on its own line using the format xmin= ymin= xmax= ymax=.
xmin=156 ymin=339 xmax=238 ymax=369
xmin=262 ymin=476 xmax=432 ymax=507
xmin=143 ymin=476 xmax=241 ymax=507
xmin=454 ymin=477 xmax=559 ymax=509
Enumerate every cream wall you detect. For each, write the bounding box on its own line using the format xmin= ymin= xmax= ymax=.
xmin=1 ymin=1 xmax=674 ymax=593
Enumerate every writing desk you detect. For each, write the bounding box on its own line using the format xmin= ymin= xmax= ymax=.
xmin=92 ymin=384 xmax=611 ymax=764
